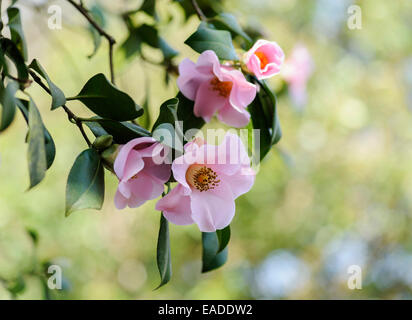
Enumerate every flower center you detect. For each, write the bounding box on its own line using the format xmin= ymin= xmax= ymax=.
xmin=131 ymin=173 xmax=139 ymax=180
xmin=255 ymin=51 xmax=269 ymax=69
xmin=210 ymin=77 xmax=233 ymax=98
xmin=186 ymin=164 xmax=220 ymax=192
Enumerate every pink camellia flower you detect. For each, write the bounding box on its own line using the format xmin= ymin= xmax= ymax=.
xmin=177 ymin=50 xmax=256 ymax=128
xmin=156 ymin=133 xmax=255 ymax=232
xmin=114 ymin=137 xmax=171 ymax=209
xmin=282 ymin=45 xmax=314 ymax=109
xmin=243 ymin=39 xmax=284 ymax=80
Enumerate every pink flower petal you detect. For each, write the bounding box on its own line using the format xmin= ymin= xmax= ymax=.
xmin=143 ymin=158 xmax=171 ymax=182
xmin=129 ymin=172 xmax=165 ymax=201
xmin=217 ymin=101 xmax=251 ymax=128
xmin=156 ymin=184 xmax=194 ymax=225
xmin=196 ymin=50 xmax=223 ymax=80
xmin=190 ymin=181 xmax=235 ymax=232
xmin=114 ymin=137 xmax=156 ymax=178
xmin=119 ymin=149 xmax=145 ymax=181
xmin=228 ymin=70 xmax=257 ymax=110
xmin=114 ymin=189 xmax=128 ymax=209
xmin=221 ymin=167 xmax=255 ymax=199
xmin=177 ymin=58 xmax=207 ymax=100
xmin=193 ymin=80 xmax=227 ymax=122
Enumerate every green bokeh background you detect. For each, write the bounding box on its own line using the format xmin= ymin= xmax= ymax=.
xmin=1 ymin=0 xmax=412 ymax=299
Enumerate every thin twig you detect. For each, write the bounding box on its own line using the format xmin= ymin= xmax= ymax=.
xmin=29 ymin=70 xmax=92 ymax=147
xmin=191 ymin=0 xmax=207 ymax=21
xmin=66 ymin=0 xmax=116 ymax=84
xmin=5 ymin=74 xmax=32 ymax=88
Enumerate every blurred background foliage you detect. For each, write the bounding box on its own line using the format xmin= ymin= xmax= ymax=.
xmin=1 ymin=0 xmax=412 ymax=299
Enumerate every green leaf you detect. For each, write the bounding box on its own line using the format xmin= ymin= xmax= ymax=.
xmin=0 ymin=80 xmax=18 ymax=132
xmin=85 ymin=118 xmax=150 ymax=143
xmin=260 ymin=81 xmax=282 ymax=146
xmin=16 ymin=99 xmax=56 ymax=170
xmin=87 ymin=5 xmax=106 ymax=58
xmin=249 ymin=79 xmax=282 ymax=160
xmin=138 ymin=95 xmax=151 ymax=130
xmin=202 ymin=231 xmax=228 ymax=273
xmin=156 ymin=213 xmax=172 ymax=289
xmin=26 ymin=228 xmax=39 ymax=246
xmin=209 ymin=13 xmax=252 ymax=44
xmin=185 ymin=23 xmax=238 ymax=61
xmin=216 ymin=225 xmax=231 ymax=253
xmin=140 ymin=0 xmax=156 ymax=17
xmin=176 ymin=92 xmax=205 ymax=137
xmin=0 ymin=38 xmax=29 ymax=83
xmin=65 ymin=148 xmax=105 ymax=216
xmin=7 ymin=276 xmax=26 ymax=295
xmin=26 ymin=98 xmax=47 ymax=189
xmin=120 ymin=24 xmax=178 ymax=61
xmin=7 ymin=7 xmax=28 ymax=61
xmin=29 ymin=59 xmax=66 ymax=110
xmin=71 ymin=73 xmax=142 ymax=121
xmin=152 ymin=97 xmax=179 ymax=131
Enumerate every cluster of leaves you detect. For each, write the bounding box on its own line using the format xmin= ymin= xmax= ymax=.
xmin=0 ymin=0 xmax=282 ymax=290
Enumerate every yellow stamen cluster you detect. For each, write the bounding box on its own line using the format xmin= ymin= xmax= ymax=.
xmin=210 ymin=77 xmax=233 ymax=98
xmin=186 ymin=164 xmax=220 ymax=192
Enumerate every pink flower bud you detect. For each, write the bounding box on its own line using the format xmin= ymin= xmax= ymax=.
xmin=243 ymin=39 xmax=284 ymax=80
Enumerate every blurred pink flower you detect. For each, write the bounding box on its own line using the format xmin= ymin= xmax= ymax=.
xmin=177 ymin=50 xmax=256 ymax=128
xmin=243 ymin=39 xmax=284 ymax=80
xmin=156 ymin=133 xmax=255 ymax=232
xmin=282 ymin=45 xmax=314 ymax=109
xmin=114 ymin=137 xmax=171 ymax=209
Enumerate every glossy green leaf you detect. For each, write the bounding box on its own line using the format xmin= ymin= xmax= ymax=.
xmin=185 ymin=23 xmax=238 ymax=61
xmin=26 ymin=98 xmax=47 ymax=189
xmin=85 ymin=118 xmax=150 ymax=144
xmin=216 ymin=225 xmax=231 ymax=253
xmin=140 ymin=0 xmax=156 ymax=17
xmin=202 ymin=231 xmax=228 ymax=273
xmin=120 ymin=24 xmax=178 ymax=60
xmin=176 ymin=92 xmax=205 ymax=140
xmin=65 ymin=148 xmax=105 ymax=216
xmin=16 ymin=99 xmax=56 ymax=170
xmin=29 ymin=59 xmax=66 ymax=110
xmin=156 ymin=213 xmax=172 ymax=289
xmin=0 ymin=50 xmax=8 ymax=74
xmin=209 ymin=13 xmax=252 ymax=44
xmin=249 ymin=79 xmax=282 ymax=160
xmin=71 ymin=73 xmax=142 ymax=121
xmin=152 ymin=97 xmax=179 ymax=131
xmin=0 ymin=81 xmax=18 ymax=132
xmin=138 ymin=95 xmax=151 ymax=130
xmin=7 ymin=7 xmax=28 ymax=61
xmin=259 ymin=81 xmax=282 ymax=146
xmin=175 ymin=0 xmax=222 ymax=21
xmin=84 ymin=121 xmax=109 ymax=138
xmin=0 ymin=38 xmax=29 ymax=82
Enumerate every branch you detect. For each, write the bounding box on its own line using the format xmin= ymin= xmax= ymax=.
xmin=29 ymin=70 xmax=92 ymax=147
xmin=65 ymin=0 xmax=116 ymax=84
xmin=191 ymin=0 xmax=207 ymax=21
